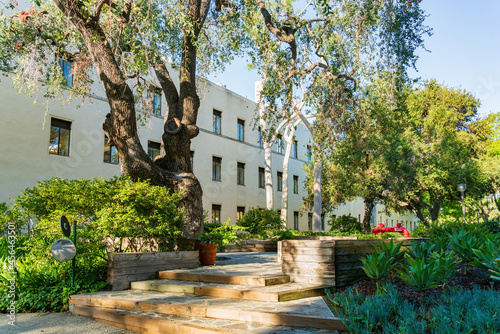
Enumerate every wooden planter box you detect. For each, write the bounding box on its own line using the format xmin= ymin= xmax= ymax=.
xmin=280 ymin=237 xmax=428 ymax=287
xmin=107 ymin=251 xmax=199 ymax=291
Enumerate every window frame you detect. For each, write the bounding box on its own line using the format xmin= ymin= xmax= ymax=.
xmin=293 ymin=175 xmax=299 ymax=194
xmin=49 ymin=118 xmax=71 ymax=156
xmin=212 ymin=204 xmax=221 ymax=223
xmin=103 ymin=135 xmax=119 ymax=164
xmin=292 ymin=139 xmax=298 ymax=158
xmin=147 ymin=141 xmax=161 ymax=161
xmin=277 ymin=171 xmax=283 ymax=192
xmin=258 ymin=167 xmax=265 ymax=188
xmin=237 ymin=206 xmax=245 ymax=221
xmin=294 ymin=211 xmax=299 ymax=230
xmin=151 ymin=87 xmax=162 ymax=117
xmin=212 ymin=156 xmax=222 ymax=181
xmin=213 ymin=109 xmax=222 ymax=134
xmin=237 ymin=162 xmax=245 ymax=186
xmin=237 ymin=119 xmax=245 ymax=142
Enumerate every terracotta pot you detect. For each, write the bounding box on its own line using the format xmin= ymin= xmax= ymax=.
xmin=199 ymin=243 xmax=218 ymax=266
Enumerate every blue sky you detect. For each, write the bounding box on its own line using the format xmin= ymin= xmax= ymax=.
xmin=207 ymin=1 xmax=500 ymax=118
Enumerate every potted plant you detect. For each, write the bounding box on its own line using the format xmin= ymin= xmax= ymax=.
xmin=199 ymin=220 xmax=243 ymax=265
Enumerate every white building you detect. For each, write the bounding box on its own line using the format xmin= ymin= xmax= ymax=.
xmin=0 ymin=69 xmax=416 ymax=231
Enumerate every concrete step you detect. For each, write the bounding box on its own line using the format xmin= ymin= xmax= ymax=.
xmin=70 ymin=290 xmax=346 ymax=332
xmin=130 ymin=279 xmax=331 ymax=302
xmin=158 ymin=270 xmax=290 ymax=286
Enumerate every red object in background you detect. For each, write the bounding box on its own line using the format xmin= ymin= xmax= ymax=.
xmin=372 ymin=223 xmax=409 ymax=238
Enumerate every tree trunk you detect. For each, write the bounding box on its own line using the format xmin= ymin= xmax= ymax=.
xmin=264 ymin=142 xmax=274 ymax=210
xmin=312 ymin=158 xmax=322 ymax=232
xmin=53 ymin=0 xmax=207 ymax=238
xmin=281 ymin=124 xmax=295 ymax=225
xmin=363 ymin=197 xmax=375 ymax=233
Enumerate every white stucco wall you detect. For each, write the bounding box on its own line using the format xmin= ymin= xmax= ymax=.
xmin=0 ymin=71 xmax=417 ymax=231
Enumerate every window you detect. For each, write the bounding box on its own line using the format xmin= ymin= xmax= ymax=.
xmin=49 ymin=118 xmax=71 ymax=156
xmin=213 ymin=109 xmax=221 ymax=134
xmin=103 ymin=135 xmax=119 ymax=164
xmin=292 ymin=139 xmax=298 ymax=158
xmin=237 ymin=119 xmax=245 ymax=141
xmin=151 ymin=87 xmax=162 ymax=117
xmin=306 ymin=145 xmax=311 ymax=162
xmin=308 ymin=213 xmax=313 ymax=231
xmin=148 ymin=141 xmax=161 ymax=160
xmin=190 ymin=151 xmax=194 ymax=169
xmin=258 ymin=167 xmax=265 ymax=188
xmin=277 ymin=171 xmax=283 ymax=192
xmin=237 ymin=162 xmax=245 ymax=185
xmin=294 ymin=212 xmax=299 ymax=230
xmin=212 ymin=156 xmax=222 ymax=181
xmin=293 ymin=175 xmax=299 ymax=194
xmin=58 ymin=58 xmax=73 ymax=87
xmin=258 ymin=127 xmax=263 ymax=148
xmin=358 ymin=214 xmax=361 ymax=224
xmin=321 ymin=214 xmax=325 ymax=231
xmin=237 ymin=206 xmax=245 ymax=221
xmin=276 ymin=135 xmax=283 ymax=154
xmin=212 ymin=204 xmax=221 ymax=223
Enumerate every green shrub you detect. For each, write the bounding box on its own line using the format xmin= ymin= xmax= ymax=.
xmin=407 ymin=241 xmax=436 ymax=261
xmin=449 ymin=230 xmax=484 ymax=266
xmin=328 ymin=215 xmax=363 ymax=233
xmin=237 ymin=208 xmax=284 ymax=236
xmin=361 ymin=252 xmax=395 ymax=282
xmin=0 ymin=176 xmax=186 ymax=312
xmin=200 ymin=220 xmax=245 ymax=251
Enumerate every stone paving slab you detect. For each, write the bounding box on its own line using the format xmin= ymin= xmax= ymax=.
xmin=168 ymin=252 xmax=282 ymax=277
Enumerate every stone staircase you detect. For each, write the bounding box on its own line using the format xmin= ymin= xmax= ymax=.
xmin=70 ymin=255 xmax=347 ymax=333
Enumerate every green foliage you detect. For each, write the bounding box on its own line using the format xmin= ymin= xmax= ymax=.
xmin=375 ymin=239 xmax=406 ymax=264
xmin=327 ymin=285 xmax=427 ymax=334
xmin=237 ymin=208 xmax=284 ymax=236
xmin=471 ymin=239 xmax=500 ymax=281
xmin=0 ymin=176 xmax=186 ymax=312
xmin=449 ymin=230 xmax=484 ymax=265
xmin=397 ymin=254 xmax=459 ymax=292
xmin=360 ymin=252 xmax=395 ymax=282
xmin=199 ymin=220 xmax=245 ymax=252
xmin=407 ymin=241 xmax=436 ymax=261
xmin=328 ymin=285 xmax=500 ymax=333
xmin=328 ymin=215 xmax=363 ymax=233
xmin=412 ymin=220 xmax=489 ymax=240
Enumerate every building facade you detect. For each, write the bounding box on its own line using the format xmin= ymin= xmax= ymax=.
xmin=0 ymin=70 xmax=417 ymax=231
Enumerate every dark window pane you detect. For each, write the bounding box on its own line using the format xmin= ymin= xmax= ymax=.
xmin=237 ymin=162 xmax=245 ymax=185
xmin=294 ymin=212 xmax=299 ymax=230
xmin=212 ymin=156 xmax=221 ymax=181
xmin=293 ymin=175 xmax=299 ymax=194
xmin=213 ymin=110 xmax=221 ymax=134
xmin=277 ymin=171 xmax=283 ymax=192
xmin=237 ymin=207 xmax=245 ymax=221
xmin=258 ymin=167 xmax=265 ymax=188
xmin=148 ymin=141 xmax=161 ymax=160
xmin=49 ymin=118 xmax=71 ymax=156
xmin=212 ymin=204 xmax=221 ymax=223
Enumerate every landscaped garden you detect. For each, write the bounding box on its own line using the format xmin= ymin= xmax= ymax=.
xmin=1 ymin=177 xmax=499 ymax=334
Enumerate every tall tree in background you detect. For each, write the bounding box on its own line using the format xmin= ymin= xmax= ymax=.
xmin=243 ymin=0 xmax=429 ymax=229
xmin=0 ymin=0 xmax=242 ymax=237
xmin=383 ymin=80 xmax=487 ymax=226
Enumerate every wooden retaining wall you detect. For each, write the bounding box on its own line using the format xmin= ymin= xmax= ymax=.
xmin=107 ymin=251 xmax=199 ymax=291
xmin=222 ymin=239 xmax=277 ymax=253
xmin=281 ymin=238 xmax=428 ymax=287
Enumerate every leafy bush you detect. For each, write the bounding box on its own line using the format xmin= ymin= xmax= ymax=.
xmin=484 ymin=218 xmax=500 ymax=234
xmin=237 ymin=208 xmax=284 ymax=236
xmin=0 ymin=176 xmax=186 ymax=312
xmin=361 ymin=252 xmax=395 ymax=282
xmin=200 ymin=220 xmax=245 ymax=251
xmin=328 ymin=285 xmax=500 ymax=333
xmin=449 ymin=230 xmax=484 ymax=266
xmin=412 ymin=219 xmax=493 ymax=240
xmin=328 ymin=215 xmax=363 ymax=233
xmin=407 ymin=241 xmax=436 ymax=261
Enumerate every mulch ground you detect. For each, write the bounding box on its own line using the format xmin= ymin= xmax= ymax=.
xmin=333 ymin=264 xmax=499 ymax=307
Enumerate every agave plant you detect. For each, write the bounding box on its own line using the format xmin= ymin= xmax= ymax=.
xmin=470 ymin=239 xmax=500 ymax=271
xmin=490 ymin=259 xmax=500 ymax=281
xmin=407 ymin=241 xmax=435 ymax=261
xmin=375 ymin=239 xmax=406 ymax=264
xmin=449 ymin=230 xmax=484 ymax=267
xmin=360 ymin=252 xmax=395 ymax=294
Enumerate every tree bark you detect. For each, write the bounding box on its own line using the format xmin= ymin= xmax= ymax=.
xmin=313 ymin=158 xmax=322 ymax=232
xmin=362 ymin=197 xmax=374 ymax=233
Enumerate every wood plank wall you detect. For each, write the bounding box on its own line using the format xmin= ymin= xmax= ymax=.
xmin=107 ymin=251 xmax=199 ymax=291
xmin=281 ymin=238 xmax=428 ymax=287
xmin=222 ymin=240 xmax=277 ymax=253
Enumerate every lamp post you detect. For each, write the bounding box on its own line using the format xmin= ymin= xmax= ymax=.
xmin=457 ymin=183 xmax=466 ymax=223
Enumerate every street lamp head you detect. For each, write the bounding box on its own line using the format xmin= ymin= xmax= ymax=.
xmin=457 ymin=183 xmax=466 ymax=192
